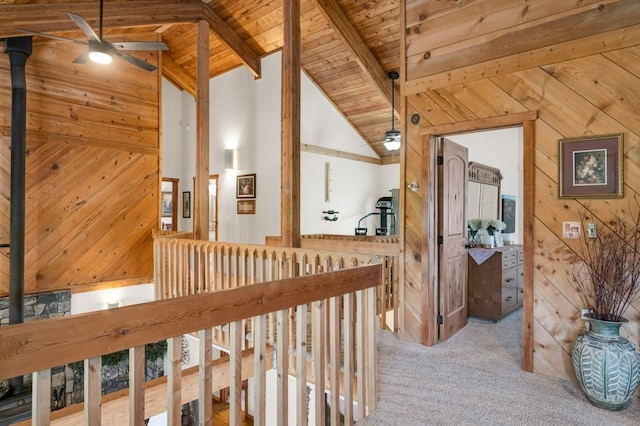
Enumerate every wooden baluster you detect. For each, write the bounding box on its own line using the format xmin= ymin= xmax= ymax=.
xmin=343 ymin=292 xmax=354 ymax=425
xmin=84 ymin=357 xmax=101 ymax=425
xmin=312 ymin=298 xmax=326 ymax=425
xmin=253 ymin=313 xmax=267 ymax=426
xmin=230 ymin=321 xmax=243 ymax=426
xmin=277 ymin=308 xmax=289 ymax=426
xmin=204 ymin=244 xmax=212 ymax=292
xmin=199 ymin=328 xmax=213 ymax=425
xmin=366 ymin=286 xmax=377 ymax=412
xmin=296 ymin=303 xmax=308 ymax=426
xmin=167 ymin=336 xmax=182 ymax=425
xmin=355 ymin=290 xmax=366 ymax=420
xmin=32 ymin=369 xmax=51 ymax=426
xmin=129 ymin=345 xmax=145 ymax=426
xmin=329 ymin=296 xmax=340 ymax=426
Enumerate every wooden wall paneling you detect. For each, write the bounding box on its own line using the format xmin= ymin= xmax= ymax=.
xmin=0 ymin=33 xmax=160 ymax=296
xmin=399 ymin=97 xmax=424 ymax=342
xmin=406 ymin=0 xmax=640 ymax=82
xmin=604 ymin=46 xmax=640 ymax=78
xmin=445 ymin=79 xmax=530 ymax=118
xmin=521 ymin=118 xmax=535 ymax=371
xmin=405 ymin=23 xmax=640 ymax=96
xmin=532 ymin=317 xmax=574 ymax=380
xmin=491 ymin=68 xmax=622 ymax=136
xmin=542 ymin=55 xmax=640 ymax=136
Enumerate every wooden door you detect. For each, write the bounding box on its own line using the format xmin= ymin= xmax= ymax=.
xmin=438 ymin=138 xmax=468 ymax=341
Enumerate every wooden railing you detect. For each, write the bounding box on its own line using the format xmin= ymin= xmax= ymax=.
xmin=0 ymin=264 xmax=381 ymax=425
xmin=302 ymin=234 xmax=400 ymax=331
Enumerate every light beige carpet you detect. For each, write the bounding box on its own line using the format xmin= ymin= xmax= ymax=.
xmin=357 ymin=310 xmax=640 ymax=425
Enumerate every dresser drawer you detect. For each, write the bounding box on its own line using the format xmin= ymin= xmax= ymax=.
xmin=502 ymin=267 xmax=518 ymax=292
xmin=502 ymin=250 xmax=518 ymax=269
xmin=502 ymin=287 xmax=518 ymax=312
xmin=517 ymin=249 xmax=524 ymax=265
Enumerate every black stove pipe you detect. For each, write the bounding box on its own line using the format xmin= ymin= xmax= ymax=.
xmin=4 ymin=36 xmax=32 ymax=395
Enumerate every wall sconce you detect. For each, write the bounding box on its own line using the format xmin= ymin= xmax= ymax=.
xmin=408 ymin=181 xmax=420 ymax=192
xmin=106 ymin=301 xmax=120 ymax=309
xmin=225 ymin=149 xmax=238 ymax=171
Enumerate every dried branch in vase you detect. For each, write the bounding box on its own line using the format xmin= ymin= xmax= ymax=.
xmin=573 ymin=203 xmax=640 ymax=322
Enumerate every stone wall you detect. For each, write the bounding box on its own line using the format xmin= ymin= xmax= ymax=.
xmin=0 ymin=290 xmax=71 ymax=324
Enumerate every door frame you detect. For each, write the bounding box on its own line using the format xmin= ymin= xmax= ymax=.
xmin=420 ymin=111 xmax=536 ymax=371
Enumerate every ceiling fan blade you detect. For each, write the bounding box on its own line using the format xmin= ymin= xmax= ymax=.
xmin=72 ymin=52 xmax=89 ymax=64
xmin=110 ymin=41 xmax=169 ymax=51
xmin=67 ymin=12 xmax=101 ymax=42
xmin=113 ymin=51 xmax=158 ymax=72
xmin=14 ymin=28 xmax=87 ymax=45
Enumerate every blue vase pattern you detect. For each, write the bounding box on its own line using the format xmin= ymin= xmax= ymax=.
xmin=572 ymin=317 xmax=640 ymax=410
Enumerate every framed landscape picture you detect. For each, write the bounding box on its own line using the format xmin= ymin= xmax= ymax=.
xmin=161 ymin=191 xmax=173 ymax=217
xmin=558 ymin=133 xmax=623 ymax=199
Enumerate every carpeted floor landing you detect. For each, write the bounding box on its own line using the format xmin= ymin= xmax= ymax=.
xmin=356 ymin=309 xmax=640 ymax=425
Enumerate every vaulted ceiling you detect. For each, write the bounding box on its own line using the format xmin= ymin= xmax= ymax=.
xmin=0 ymin=0 xmax=401 ymax=162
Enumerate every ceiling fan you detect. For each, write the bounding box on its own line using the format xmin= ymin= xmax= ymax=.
xmin=382 ymin=71 xmax=401 ymax=152
xmin=15 ymin=0 xmax=168 ymax=72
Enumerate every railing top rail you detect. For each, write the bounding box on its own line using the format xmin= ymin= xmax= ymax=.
xmin=0 ymin=264 xmax=381 ymax=379
xmin=153 ymin=236 xmax=386 ymax=261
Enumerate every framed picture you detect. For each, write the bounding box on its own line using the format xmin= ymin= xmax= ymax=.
xmin=558 ymin=133 xmax=623 ymax=199
xmin=237 ymin=199 xmax=256 ymax=215
xmin=236 ymin=173 xmax=256 ymax=198
xmin=161 ymin=191 xmax=173 ymax=217
xmin=182 ymin=191 xmax=191 ymax=218
xmin=501 ymin=194 xmax=516 ymax=234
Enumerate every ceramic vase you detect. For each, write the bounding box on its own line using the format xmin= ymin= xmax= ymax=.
xmin=480 ymin=235 xmax=494 ymax=248
xmin=572 ymin=316 xmax=640 ymax=410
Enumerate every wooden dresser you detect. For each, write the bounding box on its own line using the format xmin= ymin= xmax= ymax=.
xmin=468 ymin=245 xmax=523 ymax=321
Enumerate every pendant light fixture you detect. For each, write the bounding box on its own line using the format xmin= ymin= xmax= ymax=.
xmin=383 ymin=71 xmax=401 ymax=151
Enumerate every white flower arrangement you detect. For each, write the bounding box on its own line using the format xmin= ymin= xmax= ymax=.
xmin=468 ymin=218 xmax=506 ymax=236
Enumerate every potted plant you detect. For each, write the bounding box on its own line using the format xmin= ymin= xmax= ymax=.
xmin=571 ymin=206 xmax=640 ymax=411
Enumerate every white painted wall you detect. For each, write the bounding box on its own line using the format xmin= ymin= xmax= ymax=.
xmin=448 ymin=127 xmax=524 ymax=243
xmin=71 ymin=284 xmax=155 ymax=314
xmin=162 ymin=51 xmax=400 ymax=242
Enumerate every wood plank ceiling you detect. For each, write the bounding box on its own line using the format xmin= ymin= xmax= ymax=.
xmin=0 ymin=0 xmax=401 ymax=162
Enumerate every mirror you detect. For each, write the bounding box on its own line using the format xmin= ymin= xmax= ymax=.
xmin=467 ymin=162 xmax=501 ymax=220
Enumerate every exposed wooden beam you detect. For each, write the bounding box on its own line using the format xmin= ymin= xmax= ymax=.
xmin=161 ymin=52 xmax=197 ymax=97
xmin=194 ymin=20 xmax=210 ymax=241
xmin=301 ymin=143 xmax=381 ymax=165
xmin=311 ymin=0 xmax=395 ymax=109
xmin=0 ymin=1 xmax=203 ymax=38
xmin=281 ymin=0 xmax=301 ymax=248
xmin=202 ymin=3 xmax=261 ymax=79
xmin=406 ymin=0 xmax=640 ymax=94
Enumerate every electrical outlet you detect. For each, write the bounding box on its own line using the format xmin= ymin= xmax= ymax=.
xmin=587 ymin=223 xmax=597 ymax=238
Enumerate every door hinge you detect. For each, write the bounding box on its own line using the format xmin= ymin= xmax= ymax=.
xmin=437 ymin=314 xmax=444 ymax=325
xmin=437 ymin=155 xmax=443 ymax=165
xmin=437 ymin=235 xmax=443 ymax=245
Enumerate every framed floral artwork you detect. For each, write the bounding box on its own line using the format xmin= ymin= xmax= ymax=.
xmin=236 ymin=173 xmax=256 ymax=198
xmin=558 ymin=133 xmax=623 ymax=199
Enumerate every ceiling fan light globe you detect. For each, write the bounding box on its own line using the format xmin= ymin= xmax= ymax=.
xmin=383 ymin=130 xmax=401 ymax=151
xmin=89 ymin=50 xmax=112 ymax=65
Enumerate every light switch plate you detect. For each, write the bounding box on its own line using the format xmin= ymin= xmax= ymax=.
xmin=563 ymin=221 xmax=580 ymax=239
